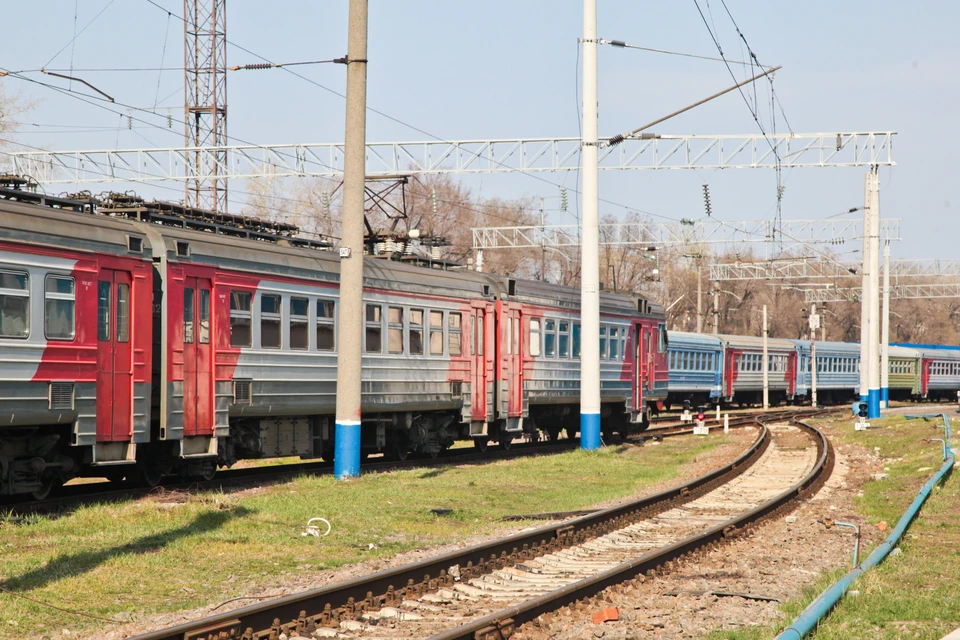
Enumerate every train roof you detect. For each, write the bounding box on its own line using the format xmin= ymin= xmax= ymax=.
xmin=717 ymin=333 xmax=797 ymax=352
xmin=892 ymin=343 xmax=960 ymax=351
xmin=911 ymin=346 xmax=960 ymax=361
xmin=791 ymin=340 xmax=861 ymax=355
xmin=665 ymin=331 xmax=723 ymax=349
xmin=888 ymin=345 xmax=921 ymax=359
xmin=0 ymin=185 xmax=664 ymax=318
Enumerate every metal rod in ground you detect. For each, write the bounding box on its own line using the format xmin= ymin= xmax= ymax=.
xmin=334 ymin=0 xmax=368 ymax=479
xmin=579 ymin=0 xmax=601 ymax=450
xmin=762 ymin=305 xmax=769 ymax=410
xmin=881 ymin=241 xmax=890 ymax=407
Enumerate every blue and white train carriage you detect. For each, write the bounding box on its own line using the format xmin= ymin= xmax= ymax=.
xmin=665 ymin=331 xmax=723 ymax=408
xmin=794 ymin=340 xmax=860 ymax=404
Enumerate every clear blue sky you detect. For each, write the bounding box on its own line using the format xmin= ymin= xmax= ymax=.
xmin=1 ymin=1 xmax=956 ymax=259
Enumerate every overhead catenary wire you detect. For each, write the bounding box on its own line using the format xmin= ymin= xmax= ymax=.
xmin=41 ymin=0 xmax=118 ymax=69
xmin=598 ymin=38 xmax=768 ymax=68
xmin=140 ymin=0 xmax=682 ymax=224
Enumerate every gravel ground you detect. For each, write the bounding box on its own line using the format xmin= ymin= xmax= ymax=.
xmin=70 ymin=432 xmax=755 ymax=640
xmin=514 ymin=424 xmax=889 ymax=640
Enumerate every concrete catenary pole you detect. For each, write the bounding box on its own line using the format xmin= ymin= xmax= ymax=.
xmin=762 ymin=304 xmax=769 ymax=410
xmin=334 ymin=0 xmax=368 ymax=479
xmin=881 ymin=241 xmax=891 ymax=408
xmin=868 ymin=168 xmax=881 ymax=418
xmin=858 ymin=173 xmax=872 ymax=406
xmin=811 ymin=302 xmax=818 ymax=408
xmin=580 ymin=0 xmax=601 ymax=450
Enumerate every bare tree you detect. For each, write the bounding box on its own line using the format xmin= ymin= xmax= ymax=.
xmin=0 ymin=80 xmax=34 ymax=171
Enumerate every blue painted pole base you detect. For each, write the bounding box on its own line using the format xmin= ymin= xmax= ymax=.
xmin=334 ymin=421 xmax=361 ymax=479
xmin=580 ymin=413 xmax=601 ymax=450
xmin=881 ymin=387 xmax=889 ymax=409
xmin=868 ymin=388 xmax=881 ymax=419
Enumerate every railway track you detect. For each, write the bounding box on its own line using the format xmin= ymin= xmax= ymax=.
xmin=126 ymin=409 xmax=834 ymax=640
xmin=4 ymin=407 xmax=822 ymax=517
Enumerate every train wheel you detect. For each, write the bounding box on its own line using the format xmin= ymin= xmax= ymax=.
xmin=200 ymin=465 xmax=216 ymax=481
xmin=30 ymin=476 xmax=58 ymax=501
xmin=500 ymin=437 xmax=513 ymax=451
xmin=473 ymin=438 xmax=489 ymax=453
xmin=388 ymin=436 xmax=409 ymax=461
xmin=138 ymin=465 xmax=163 ymax=488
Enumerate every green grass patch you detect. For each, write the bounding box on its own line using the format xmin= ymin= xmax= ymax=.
xmin=708 ymin=413 xmax=960 ymax=640
xmin=0 ymin=436 xmax=733 ymax=639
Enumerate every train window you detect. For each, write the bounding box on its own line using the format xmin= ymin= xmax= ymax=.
xmin=505 ymin=315 xmax=511 ymax=356
xmin=230 ymin=291 xmax=252 ymax=347
xmin=573 ymin=323 xmax=581 ymax=358
xmin=658 ymin=323 xmax=667 ymax=353
xmin=448 ymin=312 xmax=462 ymax=356
xmin=387 ymin=306 xmax=404 ymax=354
xmin=599 ymin=325 xmax=606 ymax=360
xmin=559 ymin=321 xmax=569 ymax=358
xmin=97 ymin=281 xmax=111 ymax=341
xmin=290 ymin=297 xmax=309 ymax=350
xmin=430 ymin=310 xmax=444 ymax=355
xmin=545 ymin=320 xmax=556 ymax=357
xmin=694 ymin=352 xmax=700 ymax=370
xmin=366 ymin=304 xmax=383 ymax=354
xmin=117 ymin=283 xmax=130 ymax=343
xmin=609 ymin=327 xmax=619 ymax=360
xmin=513 ymin=317 xmax=519 ymax=355
xmin=529 ymin=318 xmax=541 ymax=357
xmin=317 ymin=299 xmax=335 ymax=351
xmin=261 ymin=294 xmax=282 ymax=349
xmin=44 ymin=275 xmax=75 ymax=341
xmin=409 ymin=309 xmax=424 ymax=355
xmin=0 ymin=270 xmax=29 ymax=339
xmin=183 ymin=288 xmax=194 ymax=344
xmin=469 ymin=316 xmax=475 ymax=356
xmin=197 ymin=288 xmax=210 ymax=345
xmin=477 ymin=315 xmax=484 ymax=356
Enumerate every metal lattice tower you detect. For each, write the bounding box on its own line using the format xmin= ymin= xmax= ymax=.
xmin=184 ymin=0 xmax=227 ymax=213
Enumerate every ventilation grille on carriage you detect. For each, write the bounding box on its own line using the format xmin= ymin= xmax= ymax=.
xmin=49 ymin=382 xmax=75 ymax=410
xmin=234 ymin=380 xmax=252 ymax=405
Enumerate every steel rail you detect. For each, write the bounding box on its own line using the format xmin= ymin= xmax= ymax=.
xmin=128 ymin=414 xmax=777 ymax=640
xmin=429 ymin=415 xmax=834 ymax=640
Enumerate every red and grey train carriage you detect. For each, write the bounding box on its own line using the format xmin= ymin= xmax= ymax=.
xmin=0 ymin=184 xmax=668 ymax=499
xmin=0 ymin=188 xmax=154 ymax=498
xmin=718 ymin=334 xmax=798 ymax=406
xmin=493 ymin=279 xmax=668 ymax=443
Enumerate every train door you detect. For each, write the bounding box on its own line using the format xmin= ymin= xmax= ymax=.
xmin=636 ymin=323 xmax=653 ymax=409
xmin=182 ymin=277 xmax=214 ymax=437
xmin=498 ymin=302 xmax=523 ymax=425
xmin=470 ymin=302 xmax=491 ymax=423
xmin=96 ymin=269 xmax=133 ymax=441
xmin=724 ymin=349 xmax=738 ymax=399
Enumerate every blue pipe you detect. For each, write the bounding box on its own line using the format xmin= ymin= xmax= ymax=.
xmin=775 ymin=416 xmax=954 ymax=640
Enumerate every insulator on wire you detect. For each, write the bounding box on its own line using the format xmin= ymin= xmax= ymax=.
xmin=127 ymin=114 xmax=133 ymax=130
xmin=431 ymin=189 xmax=438 ymax=215
xmin=560 ymin=187 xmax=568 ymax=212
xmin=702 ymin=183 xmax=712 ymax=217
xmin=321 ymin=191 xmax=330 ymax=216
xmin=166 ymin=110 xmax=173 ymax=128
